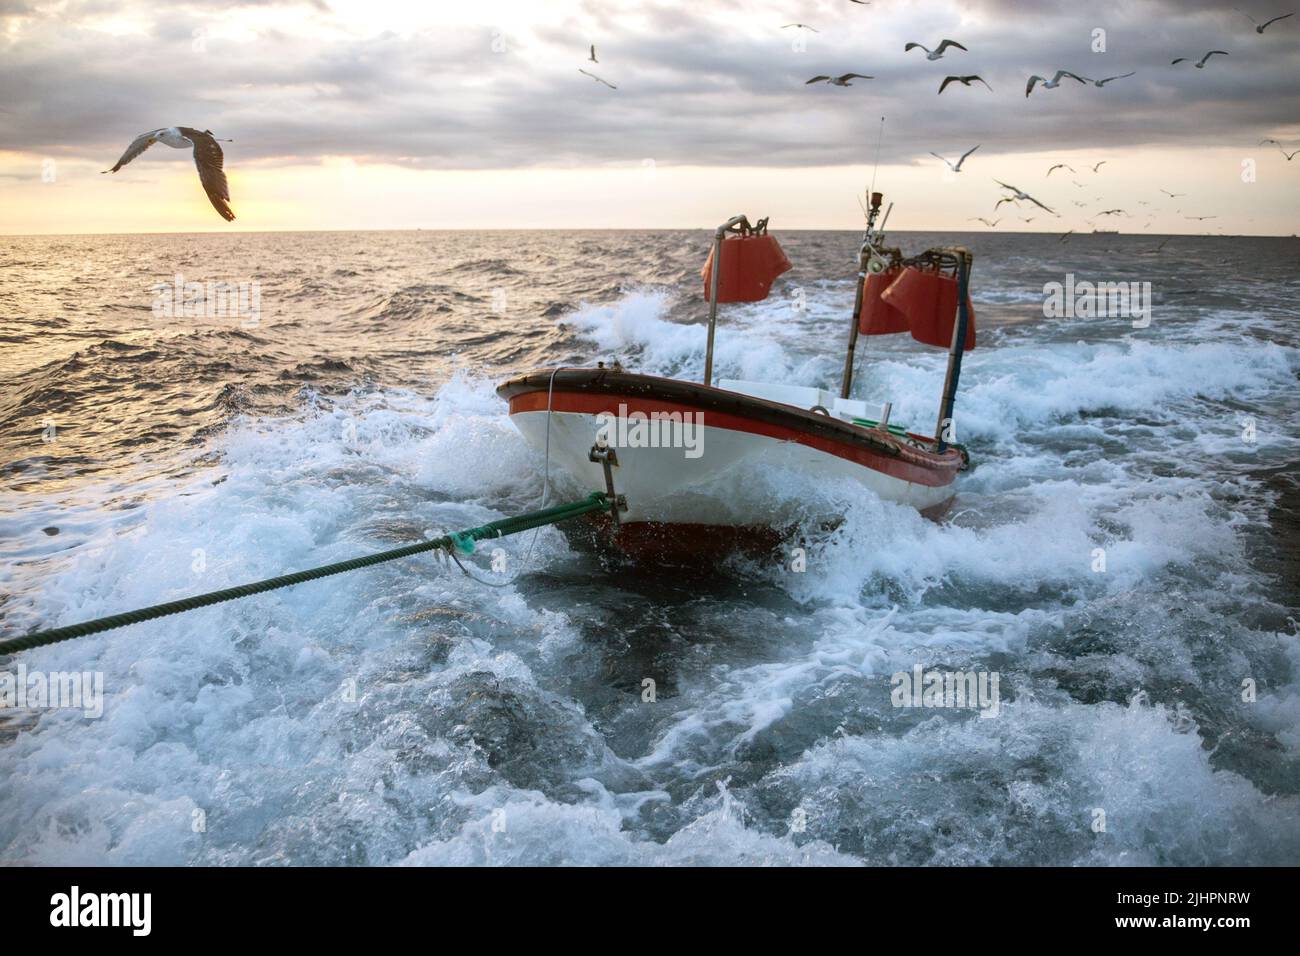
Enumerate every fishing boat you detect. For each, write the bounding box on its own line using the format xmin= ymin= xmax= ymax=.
xmin=496 ymin=194 xmax=977 ymax=560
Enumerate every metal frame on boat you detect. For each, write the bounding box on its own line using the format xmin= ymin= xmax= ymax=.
xmin=496 ymin=191 xmax=977 ymax=560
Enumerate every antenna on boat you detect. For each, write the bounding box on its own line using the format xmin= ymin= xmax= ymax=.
xmin=867 ymin=115 xmax=885 ymax=202
xmin=842 ymin=118 xmax=890 ymax=400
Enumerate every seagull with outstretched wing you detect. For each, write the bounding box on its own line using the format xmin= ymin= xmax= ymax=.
xmin=103 ymin=126 xmax=235 ymax=222
xmin=807 ymin=73 xmax=874 ymax=86
xmin=905 ymin=39 xmax=967 ymax=60
xmin=1236 ymin=9 xmax=1294 ymax=32
xmin=994 ymin=179 xmax=1058 ymax=215
xmin=579 ymin=68 xmax=617 ymax=89
xmin=939 ymin=74 xmax=991 ymax=94
xmin=930 ymin=144 xmax=980 ymax=172
xmin=1026 ymin=70 xmax=1087 ymax=96
xmin=1089 ymin=71 xmax=1136 ymax=87
xmin=1261 ymin=139 xmax=1300 ymax=160
xmin=1171 ymin=51 xmax=1229 ymax=68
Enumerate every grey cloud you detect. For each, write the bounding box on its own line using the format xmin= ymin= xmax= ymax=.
xmin=0 ymin=0 xmax=1296 ymax=171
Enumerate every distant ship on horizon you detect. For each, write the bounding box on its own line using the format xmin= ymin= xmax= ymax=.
xmin=1092 ymin=228 xmax=1119 ymax=235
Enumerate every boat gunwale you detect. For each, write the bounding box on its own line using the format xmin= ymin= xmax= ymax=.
xmin=496 ymin=367 xmax=964 ymax=475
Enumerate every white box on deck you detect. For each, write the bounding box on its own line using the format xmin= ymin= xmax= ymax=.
xmin=717 ymin=379 xmax=875 ymax=423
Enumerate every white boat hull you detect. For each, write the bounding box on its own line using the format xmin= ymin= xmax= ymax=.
xmin=498 ymin=369 xmax=965 ymax=559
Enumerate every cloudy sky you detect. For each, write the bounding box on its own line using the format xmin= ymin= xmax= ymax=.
xmin=1 ymin=0 xmax=1297 ymax=233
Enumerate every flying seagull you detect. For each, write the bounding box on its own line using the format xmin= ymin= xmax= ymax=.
xmin=994 ymin=179 xmax=1058 ymax=215
xmin=1171 ymin=51 xmax=1229 ymax=67
xmin=782 ymin=23 xmax=819 ymax=31
xmin=969 ymin=217 xmax=1001 ymax=227
xmin=579 ymin=68 xmax=616 ymax=89
xmin=1046 ymin=163 xmax=1076 ymax=176
xmin=930 ymin=144 xmax=980 ymax=172
xmin=1026 ymin=70 xmax=1087 ymax=96
xmin=806 ymin=73 xmax=873 ymax=86
xmin=1059 ymin=229 xmax=1075 ymax=242
xmin=1261 ymin=140 xmax=1300 ymax=159
xmin=1092 ymin=161 xmax=1108 ymax=172
xmin=994 ymin=196 xmax=1021 ymax=210
xmin=103 ymin=126 xmax=234 ymax=221
xmin=1088 ymin=71 xmax=1136 ymax=87
xmin=1097 ymin=208 xmax=1128 ymax=216
xmin=1160 ymin=189 xmax=1186 ymax=197
xmin=939 ymin=75 xmax=991 ymax=94
xmin=1236 ymin=10 xmax=1294 ymax=32
xmin=905 ymin=39 xmax=967 ymax=60
xmin=588 ymin=45 xmax=598 ymax=63
xmin=1185 ymin=215 xmax=1217 ymax=220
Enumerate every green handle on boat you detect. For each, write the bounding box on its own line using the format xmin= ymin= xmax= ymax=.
xmin=0 ymin=492 xmax=610 ymax=655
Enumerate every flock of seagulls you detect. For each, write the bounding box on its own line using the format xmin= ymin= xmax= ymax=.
xmin=911 ymin=10 xmax=1295 ymax=236
xmin=101 ymin=5 xmax=1295 ymax=225
xmin=945 ymin=148 xmax=1242 ymax=237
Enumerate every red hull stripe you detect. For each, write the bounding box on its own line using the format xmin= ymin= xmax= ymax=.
xmin=508 ymin=391 xmax=959 ymax=488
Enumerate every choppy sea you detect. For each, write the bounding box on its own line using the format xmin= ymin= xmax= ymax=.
xmin=1 ymin=229 xmax=1298 ymax=865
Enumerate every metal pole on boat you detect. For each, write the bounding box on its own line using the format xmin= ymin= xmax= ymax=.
xmin=704 ymin=215 xmax=748 ymax=387
xmin=935 ymin=251 xmax=972 ymax=453
xmin=839 ymin=242 xmax=869 ymax=399
xmin=839 ymin=195 xmax=888 ymax=399
xmin=704 ymin=229 xmax=724 ymax=387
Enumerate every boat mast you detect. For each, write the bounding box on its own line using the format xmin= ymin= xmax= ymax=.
xmin=703 ymin=214 xmax=750 ymax=387
xmin=839 ymin=192 xmax=891 ymax=399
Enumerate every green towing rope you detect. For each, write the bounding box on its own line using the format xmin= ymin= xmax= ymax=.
xmin=0 ymin=492 xmax=611 ymax=656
